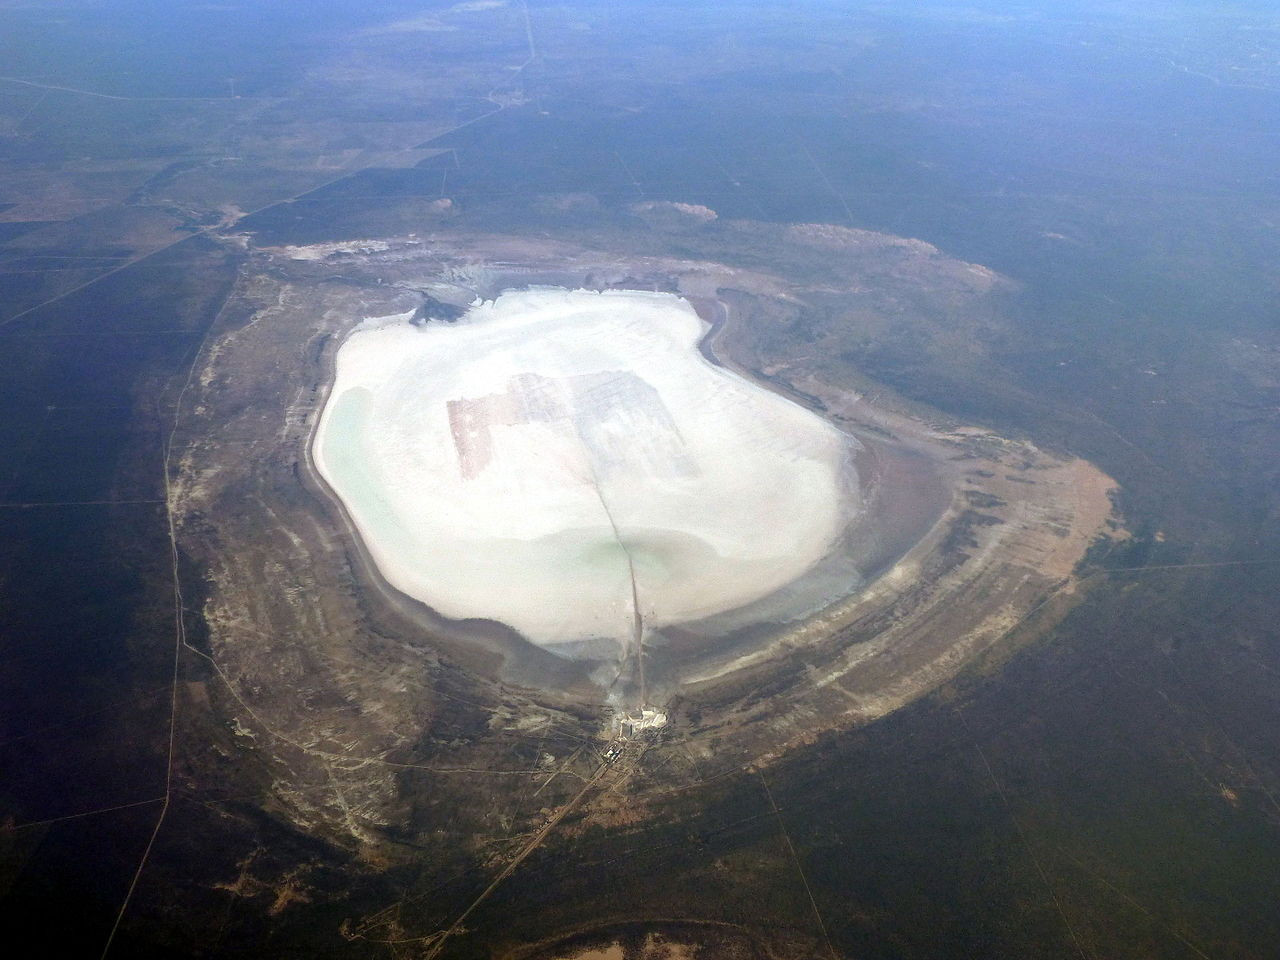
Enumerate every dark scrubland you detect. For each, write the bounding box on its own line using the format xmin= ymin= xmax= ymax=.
xmin=1 ymin=2 xmax=1278 ymax=958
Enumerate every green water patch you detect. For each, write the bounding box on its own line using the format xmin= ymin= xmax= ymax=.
xmin=536 ymin=525 xmax=724 ymax=591
xmin=318 ymin=386 xmax=414 ymax=560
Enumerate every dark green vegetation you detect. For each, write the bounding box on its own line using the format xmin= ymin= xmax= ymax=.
xmin=1 ymin=1 xmax=1278 ymax=957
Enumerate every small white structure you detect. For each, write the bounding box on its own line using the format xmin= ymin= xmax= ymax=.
xmin=613 ymin=707 xmax=668 ymax=741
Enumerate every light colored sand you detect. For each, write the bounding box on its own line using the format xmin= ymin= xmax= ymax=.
xmin=314 ymin=288 xmax=852 ymax=655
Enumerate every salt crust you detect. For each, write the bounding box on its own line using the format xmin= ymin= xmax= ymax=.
xmin=314 ymin=288 xmax=851 ymax=654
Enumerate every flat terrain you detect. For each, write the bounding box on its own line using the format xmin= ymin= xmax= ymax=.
xmin=3 ymin=3 xmax=1279 ymax=959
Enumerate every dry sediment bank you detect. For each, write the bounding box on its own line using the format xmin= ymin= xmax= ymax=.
xmin=169 ymin=229 xmax=1122 ymax=846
